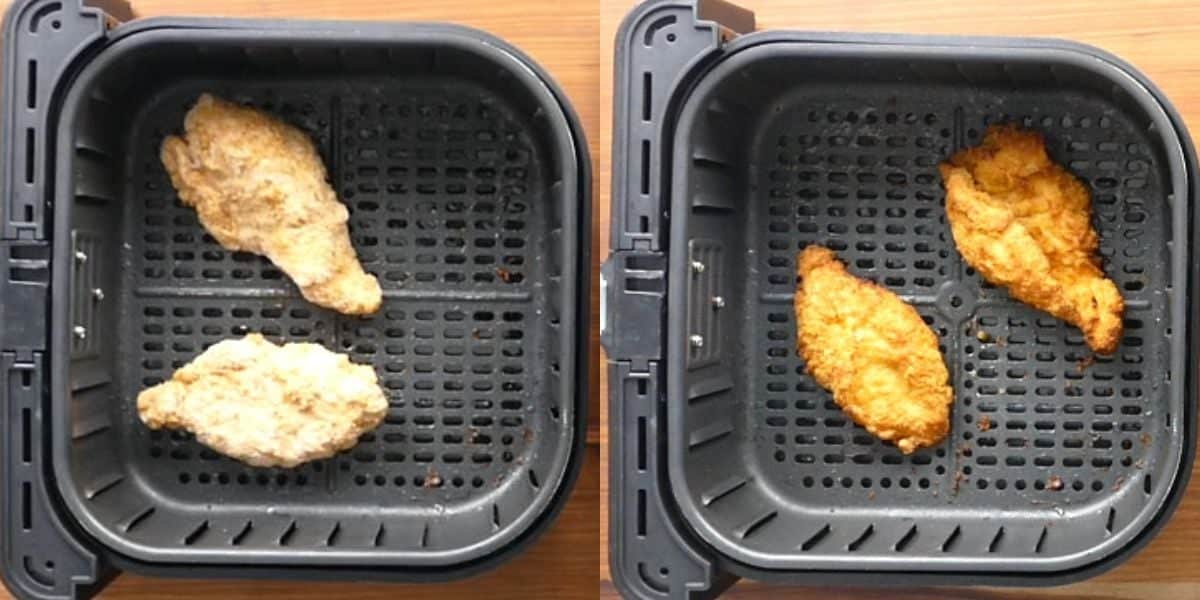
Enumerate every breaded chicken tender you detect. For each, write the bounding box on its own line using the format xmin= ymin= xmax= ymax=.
xmin=939 ymin=124 xmax=1124 ymax=354
xmin=795 ymin=246 xmax=952 ymax=454
xmin=161 ymin=94 xmax=381 ymax=315
xmin=137 ymin=334 xmax=387 ymax=468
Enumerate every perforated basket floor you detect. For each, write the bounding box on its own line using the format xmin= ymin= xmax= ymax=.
xmin=121 ymin=77 xmax=564 ymax=559
xmin=51 ymin=27 xmax=582 ymax=569
xmin=666 ymin=42 xmax=1189 ymax=573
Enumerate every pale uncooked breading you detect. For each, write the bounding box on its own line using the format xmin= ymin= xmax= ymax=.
xmin=161 ymin=93 xmax=381 ymax=315
xmin=795 ymin=246 xmax=952 ymax=454
xmin=939 ymin=124 xmax=1124 ymax=354
xmin=137 ymin=334 xmax=387 ymax=468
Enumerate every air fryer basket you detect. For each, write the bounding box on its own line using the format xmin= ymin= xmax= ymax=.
xmin=665 ymin=40 xmax=1190 ymax=573
xmin=48 ymin=25 xmax=585 ymax=567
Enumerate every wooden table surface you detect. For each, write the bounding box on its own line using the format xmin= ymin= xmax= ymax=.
xmin=10 ymin=0 xmax=1200 ymax=598
xmin=0 ymin=0 xmax=599 ymax=598
xmin=598 ymin=0 xmax=1200 ymax=599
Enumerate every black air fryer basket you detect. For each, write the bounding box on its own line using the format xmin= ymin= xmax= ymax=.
xmin=603 ymin=0 xmax=1197 ymax=597
xmin=0 ymin=1 xmax=590 ymax=598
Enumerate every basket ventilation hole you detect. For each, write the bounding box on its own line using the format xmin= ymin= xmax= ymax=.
xmin=740 ymin=511 xmax=777 ymax=541
xmin=26 ymin=60 xmax=36 ymax=110
xmin=231 ymin=521 xmax=252 ymax=546
xmin=122 ymin=507 xmax=155 ymax=533
xmin=847 ymin=525 xmax=874 ymax=552
xmin=279 ymin=521 xmax=297 ymax=546
xmin=800 ymin=523 xmax=830 ymax=551
xmin=183 ymin=521 xmax=208 ymax=546
xmin=642 ymin=72 xmax=652 ymax=122
xmin=941 ymin=525 xmax=961 ymax=553
xmin=988 ymin=527 xmax=1005 ymax=553
xmin=894 ymin=525 xmax=918 ymax=552
xmin=636 ymin=489 xmax=647 ymax=536
xmin=1035 ymin=526 xmax=1048 ymax=554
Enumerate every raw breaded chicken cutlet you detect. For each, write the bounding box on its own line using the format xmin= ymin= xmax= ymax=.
xmin=138 ymin=334 xmax=388 ymax=468
xmin=795 ymin=246 xmax=952 ymax=454
xmin=939 ymin=124 xmax=1124 ymax=354
xmin=161 ymin=94 xmax=382 ymax=315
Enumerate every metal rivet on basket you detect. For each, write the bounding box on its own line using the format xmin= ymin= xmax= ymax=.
xmin=73 ymin=326 xmax=87 ymax=340
xmin=690 ymin=260 xmax=706 ymax=274
xmin=711 ymin=296 xmax=725 ymax=309
xmin=689 ymin=334 xmax=704 ymax=348
xmin=92 ymin=288 xmax=105 ymax=302
xmin=74 ymin=250 xmax=88 ymax=263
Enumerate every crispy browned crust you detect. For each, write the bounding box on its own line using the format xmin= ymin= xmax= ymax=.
xmin=939 ymin=124 xmax=1124 ymax=354
xmin=795 ymin=246 xmax=952 ymax=454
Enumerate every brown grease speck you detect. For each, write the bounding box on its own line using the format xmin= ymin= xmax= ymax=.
xmin=424 ymin=469 xmax=442 ymax=489
xmin=1076 ymin=355 xmax=1096 ymax=373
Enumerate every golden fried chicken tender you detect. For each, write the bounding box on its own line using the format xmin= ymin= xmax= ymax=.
xmin=137 ymin=334 xmax=387 ymax=468
xmin=161 ymin=94 xmax=381 ymax=315
xmin=939 ymin=124 xmax=1124 ymax=354
xmin=795 ymin=246 xmax=952 ymax=454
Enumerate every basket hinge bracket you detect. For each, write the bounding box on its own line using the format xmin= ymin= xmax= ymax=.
xmin=600 ymin=251 xmax=664 ymax=364
xmin=0 ymin=241 xmax=49 ymax=360
xmin=609 ymin=1 xmax=753 ymax=596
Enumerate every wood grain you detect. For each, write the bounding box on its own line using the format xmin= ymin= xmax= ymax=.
xmin=0 ymin=0 xmax=598 ymax=598
xmin=599 ymin=0 xmax=1200 ymax=598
